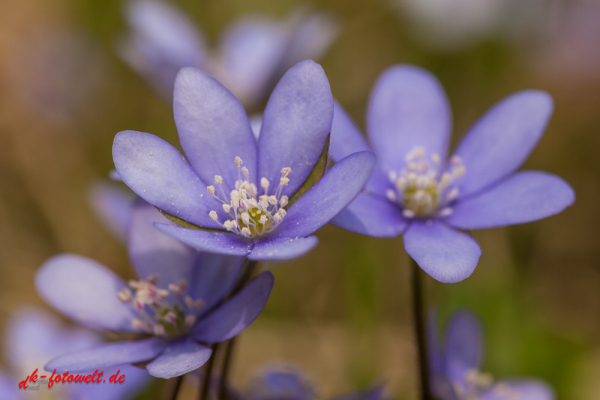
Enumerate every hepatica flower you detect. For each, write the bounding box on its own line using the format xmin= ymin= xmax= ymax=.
xmin=88 ymin=180 xmax=136 ymax=244
xmin=7 ymin=28 xmax=108 ymax=124
xmin=330 ymin=64 xmax=574 ymax=283
xmin=119 ymin=0 xmax=339 ymax=106
xmin=533 ymin=0 xmax=600 ymax=85
xmin=36 ymin=200 xmax=274 ymax=379
xmin=0 ymin=307 xmax=148 ymax=400
xmin=391 ymin=0 xmax=544 ymax=51
xmin=113 ymin=60 xmax=376 ymax=261
xmin=230 ymin=364 xmax=385 ymax=400
xmin=429 ymin=310 xmax=556 ymax=400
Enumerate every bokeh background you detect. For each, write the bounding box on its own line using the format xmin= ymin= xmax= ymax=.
xmin=0 ymin=0 xmax=599 ymax=399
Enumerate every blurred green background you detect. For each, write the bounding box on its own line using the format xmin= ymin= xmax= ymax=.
xmin=0 ymin=0 xmax=598 ymax=399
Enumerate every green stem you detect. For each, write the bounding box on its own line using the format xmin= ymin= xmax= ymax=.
xmin=411 ymin=258 xmax=433 ymax=400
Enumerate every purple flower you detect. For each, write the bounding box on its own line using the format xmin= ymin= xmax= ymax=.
xmin=119 ymin=0 xmax=339 ymax=106
xmin=429 ymin=310 xmax=556 ymax=400
xmin=6 ymin=28 xmax=108 ymax=124
xmin=330 ymin=64 xmax=574 ymax=283
xmin=229 ymin=364 xmax=385 ymax=400
xmin=0 ymin=307 xmax=149 ymax=400
xmin=533 ymin=0 xmax=600 ymax=85
xmin=112 ymin=60 xmax=376 ymax=261
xmin=88 ymin=180 xmax=136 ymax=243
xmin=391 ymin=0 xmax=544 ymax=51
xmin=35 ymin=199 xmax=274 ymax=379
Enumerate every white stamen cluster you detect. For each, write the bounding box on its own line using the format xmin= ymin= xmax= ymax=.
xmin=117 ymin=274 xmax=204 ymax=338
xmin=386 ymin=146 xmax=465 ymax=218
xmin=207 ymin=157 xmax=291 ymax=238
xmin=453 ymin=369 xmax=519 ymax=400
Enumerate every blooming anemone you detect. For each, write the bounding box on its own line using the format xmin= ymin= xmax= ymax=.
xmin=429 ymin=310 xmax=556 ymax=400
xmin=0 ymin=307 xmax=149 ymax=400
xmin=89 ymin=180 xmax=136 ymax=243
xmin=7 ymin=28 xmax=108 ymax=124
xmin=113 ymin=60 xmax=376 ymax=261
xmin=36 ymin=200 xmax=273 ymax=379
xmin=119 ymin=0 xmax=339 ymax=106
xmin=229 ymin=364 xmax=385 ymax=400
xmin=393 ymin=0 xmax=543 ymax=51
xmin=330 ymin=64 xmax=575 ymax=283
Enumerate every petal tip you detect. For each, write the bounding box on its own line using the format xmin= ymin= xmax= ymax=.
xmin=285 ymin=59 xmax=330 ymax=93
xmin=113 ymin=130 xmax=151 ymax=157
xmin=377 ymin=63 xmax=444 ymax=90
xmin=261 ymin=270 xmax=275 ymax=288
xmin=113 ymin=129 xmax=138 ymax=142
xmin=404 ymin=222 xmax=481 ymax=284
xmin=294 ymin=58 xmax=323 ymax=72
xmin=35 ymin=253 xmax=85 ymax=292
xmin=561 ymin=180 xmax=576 ymax=207
xmin=174 ymin=65 xmax=204 ymax=85
xmin=513 ymin=89 xmax=554 ymax=116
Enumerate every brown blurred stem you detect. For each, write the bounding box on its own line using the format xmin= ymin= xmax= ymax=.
xmin=218 ymin=260 xmax=259 ymax=400
xmin=167 ymin=374 xmax=184 ymax=400
xmin=411 ymin=258 xmax=432 ymax=400
xmin=231 ymin=260 xmax=259 ymax=295
xmin=217 ymin=337 xmax=236 ymax=400
xmin=200 ymin=343 xmax=220 ymax=400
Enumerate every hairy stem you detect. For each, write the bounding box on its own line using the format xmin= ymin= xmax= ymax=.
xmin=167 ymin=374 xmax=184 ymax=400
xmin=217 ymin=337 xmax=236 ymax=400
xmin=199 ymin=343 xmax=220 ymax=400
xmin=217 ymin=260 xmax=259 ymax=400
xmin=231 ymin=260 xmax=259 ymax=295
xmin=411 ymin=258 xmax=432 ymax=400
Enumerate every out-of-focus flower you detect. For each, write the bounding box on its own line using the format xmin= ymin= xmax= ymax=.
xmin=531 ymin=0 xmax=600 ymax=86
xmin=119 ymin=0 xmax=339 ymax=106
xmin=229 ymin=364 xmax=385 ymax=400
xmin=88 ymin=180 xmax=136 ymax=243
xmin=112 ymin=61 xmax=376 ymax=261
xmin=429 ymin=310 xmax=556 ymax=400
xmin=0 ymin=307 xmax=149 ymax=399
xmin=329 ymin=64 xmax=574 ymax=283
xmin=36 ymin=199 xmax=273 ymax=379
xmin=391 ymin=0 xmax=545 ymax=51
xmin=6 ymin=28 xmax=108 ymax=124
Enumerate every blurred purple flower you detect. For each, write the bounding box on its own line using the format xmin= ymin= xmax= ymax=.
xmin=0 ymin=307 xmax=149 ymax=399
xmin=229 ymin=364 xmax=385 ymax=400
xmin=391 ymin=0 xmax=545 ymax=51
xmin=89 ymin=180 xmax=136 ymax=243
xmin=119 ymin=0 xmax=339 ymax=106
xmin=429 ymin=310 xmax=556 ymax=400
xmin=532 ymin=0 xmax=600 ymax=85
xmin=112 ymin=60 xmax=376 ymax=261
xmin=7 ymin=28 xmax=108 ymax=124
xmin=36 ymin=199 xmax=273 ymax=379
xmin=329 ymin=64 xmax=574 ymax=283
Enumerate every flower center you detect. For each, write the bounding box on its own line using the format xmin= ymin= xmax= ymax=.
xmin=207 ymin=156 xmax=291 ymax=238
xmin=386 ymin=147 xmax=465 ymax=218
xmin=452 ymin=369 xmax=492 ymax=400
xmin=453 ymin=369 xmax=519 ymax=400
xmin=117 ymin=274 xmax=204 ymax=338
